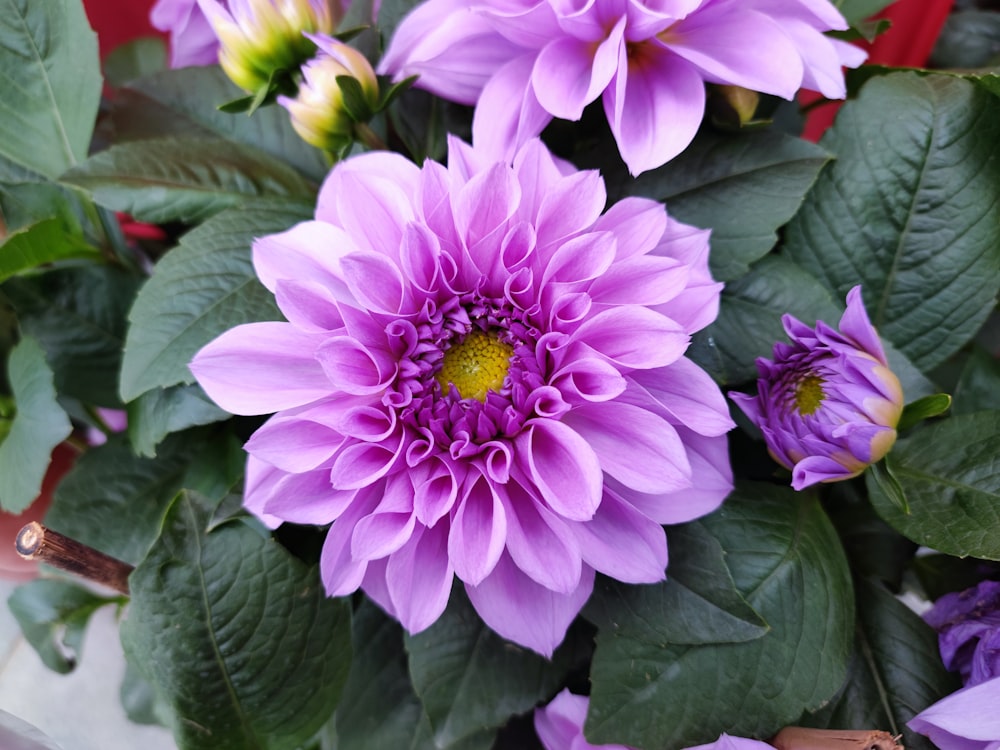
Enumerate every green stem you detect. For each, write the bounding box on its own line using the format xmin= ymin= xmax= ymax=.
xmin=353 ymin=121 xmax=387 ymax=151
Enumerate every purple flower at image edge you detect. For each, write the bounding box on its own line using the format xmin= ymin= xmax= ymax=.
xmin=925 ymin=580 xmax=1000 ymax=687
xmin=190 ymin=136 xmax=734 ymax=656
xmin=729 ymin=286 xmax=904 ymax=491
xmin=150 ymin=0 xmax=220 ymax=68
xmin=379 ymin=0 xmax=866 ymax=175
xmin=908 ymin=677 xmax=1000 ymax=750
xmin=535 ymin=689 xmax=776 ymax=750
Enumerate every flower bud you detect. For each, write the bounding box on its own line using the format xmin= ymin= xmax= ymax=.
xmin=730 ymin=286 xmax=904 ymax=490
xmin=279 ymin=35 xmax=379 ymax=151
xmin=196 ymin=0 xmax=339 ymax=92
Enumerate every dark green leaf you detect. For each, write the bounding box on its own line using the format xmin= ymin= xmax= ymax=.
xmin=584 ymin=523 xmax=768 ymax=645
xmin=869 ymin=460 xmax=909 ymax=514
xmin=405 ymin=586 xmax=582 ymax=747
xmin=62 ymin=137 xmax=315 ymax=225
xmin=800 ymin=578 xmax=960 ymax=750
xmin=0 ymin=218 xmax=99 ymax=283
xmin=111 ymin=66 xmax=327 ymax=181
xmin=784 ymin=73 xmax=1000 ymax=371
xmin=119 ymin=200 xmax=309 ymax=402
xmin=0 ymin=0 xmax=100 ymax=179
xmin=687 ymin=255 xmax=841 ymax=385
xmin=4 ymin=265 xmax=141 ymax=407
xmin=0 ymin=337 xmax=72 ymax=513
xmin=832 ymin=0 xmax=896 ymax=24
xmin=868 ymin=411 xmax=1000 ymax=559
xmin=335 ymin=599 xmax=496 ymax=750
xmin=46 ymin=432 xmax=202 ymax=565
xmin=102 ymin=37 xmax=167 ymax=88
xmin=930 ymin=10 xmax=1000 ymax=69
xmin=7 ymin=578 xmax=119 ymax=674
xmin=126 ymin=383 xmax=228 ymax=457
xmin=0 ymin=160 xmax=90 ymax=236
xmin=623 ymin=130 xmax=830 ymax=280
xmin=952 ymin=346 xmax=1000 ymax=415
xmin=120 ymin=660 xmax=173 ymax=727
xmin=586 ymin=484 xmax=854 ymax=748
xmin=120 ymin=491 xmax=353 ymax=750
xmin=337 ymin=75 xmax=374 ymax=121
xmin=898 ymin=393 xmax=952 ymax=431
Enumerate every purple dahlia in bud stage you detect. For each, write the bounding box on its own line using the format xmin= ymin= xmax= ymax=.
xmin=379 ymin=0 xmax=866 ymax=175
xmin=190 ymin=136 xmax=734 ymax=656
xmin=908 ymin=677 xmax=1000 ymax=750
xmin=151 ymin=0 xmax=220 ymax=68
xmin=196 ymin=0 xmax=340 ymax=91
xmin=534 ymin=691 xmax=775 ymax=750
xmin=925 ymin=580 xmax=1000 ymax=687
xmin=729 ymin=286 xmax=904 ymax=491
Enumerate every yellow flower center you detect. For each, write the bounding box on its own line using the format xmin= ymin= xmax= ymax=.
xmin=794 ymin=374 xmax=826 ymax=416
xmin=436 ymin=330 xmax=513 ymax=402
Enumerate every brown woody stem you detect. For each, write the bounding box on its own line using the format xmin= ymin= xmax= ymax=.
xmin=15 ymin=522 xmax=133 ymax=596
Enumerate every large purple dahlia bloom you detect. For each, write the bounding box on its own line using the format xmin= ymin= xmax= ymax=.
xmin=151 ymin=0 xmax=220 ymax=68
xmin=379 ymin=0 xmax=866 ymax=175
xmin=908 ymin=677 xmax=1000 ymax=750
xmin=730 ymin=286 xmax=903 ymax=491
xmin=190 ymin=137 xmax=733 ymax=655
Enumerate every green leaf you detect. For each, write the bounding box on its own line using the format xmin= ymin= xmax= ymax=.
xmin=4 ymin=265 xmax=141 ymax=407
xmin=868 ymin=460 xmax=909 ymax=514
xmin=911 ymin=554 xmax=1000 ymax=602
xmin=586 ymin=484 xmax=854 ymax=749
xmin=953 ymin=345 xmax=1000 ymax=416
xmin=799 ymin=578 xmax=960 ymax=750
xmin=784 ymin=73 xmax=1000 ymax=372
xmin=46 ymin=432 xmax=202 ymax=564
xmin=0 ymin=218 xmax=99 ymax=283
xmin=126 ymin=383 xmax=229 ymax=457
xmin=119 ymin=200 xmax=309 ymax=402
xmin=7 ymin=578 xmax=119 ymax=674
xmin=832 ymin=0 xmax=896 ymax=24
xmin=335 ymin=599 xmax=496 ymax=750
xmin=868 ymin=411 xmax=1000 ymax=559
xmin=111 ymin=66 xmax=328 ymax=181
xmin=404 ymin=587 xmax=584 ymax=748
xmin=930 ymin=10 xmax=1000 ymax=69
xmin=120 ymin=491 xmax=353 ymax=750
xmin=61 ymin=137 xmax=315 ymax=225
xmin=120 ymin=661 xmax=173 ymax=727
xmin=584 ymin=523 xmax=768 ymax=645
xmin=623 ymin=130 xmax=830 ymax=281
xmin=898 ymin=393 xmax=952 ymax=431
xmin=0 ymin=0 xmax=100 ymax=179
xmin=0 ymin=337 xmax=72 ymax=513
xmin=102 ymin=37 xmax=167 ymax=88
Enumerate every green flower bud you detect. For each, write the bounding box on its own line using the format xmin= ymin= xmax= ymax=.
xmin=279 ymin=35 xmax=380 ymax=152
xmin=198 ymin=0 xmax=339 ymax=92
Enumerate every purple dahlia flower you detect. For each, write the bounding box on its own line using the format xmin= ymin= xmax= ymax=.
xmin=908 ymin=677 xmax=1000 ymax=750
xmin=926 ymin=580 xmax=1000 ymax=687
xmin=729 ymin=286 xmax=904 ymax=491
xmin=534 ymin=690 xmax=774 ymax=750
xmin=151 ymin=0 xmax=220 ymax=68
xmin=190 ymin=137 xmax=733 ymax=656
xmin=379 ymin=0 xmax=866 ymax=175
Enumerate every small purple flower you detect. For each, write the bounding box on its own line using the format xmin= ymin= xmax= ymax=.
xmin=190 ymin=136 xmax=733 ymax=656
xmin=729 ymin=286 xmax=904 ymax=491
xmin=379 ymin=0 xmax=866 ymax=175
xmin=925 ymin=580 xmax=1000 ymax=687
xmin=150 ymin=0 xmax=220 ymax=68
xmin=908 ymin=676 xmax=1000 ymax=750
xmin=534 ymin=690 xmax=775 ymax=750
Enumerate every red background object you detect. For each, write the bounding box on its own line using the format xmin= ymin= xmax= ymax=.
xmin=82 ymin=0 xmax=165 ymax=59
xmin=801 ymin=0 xmax=956 ymax=141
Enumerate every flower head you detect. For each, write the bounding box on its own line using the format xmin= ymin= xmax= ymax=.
xmin=379 ymin=0 xmax=866 ymax=175
xmin=151 ymin=0 xmax=220 ymax=68
xmin=729 ymin=286 xmax=903 ymax=491
xmin=279 ymin=35 xmax=380 ymax=151
xmin=190 ymin=137 xmax=733 ymax=656
xmin=534 ymin=690 xmax=776 ymax=750
xmin=926 ymin=580 xmax=1000 ymax=687
xmin=196 ymin=0 xmax=339 ymax=91
xmin=908 ymin=677 xmax=1000 ymax=750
